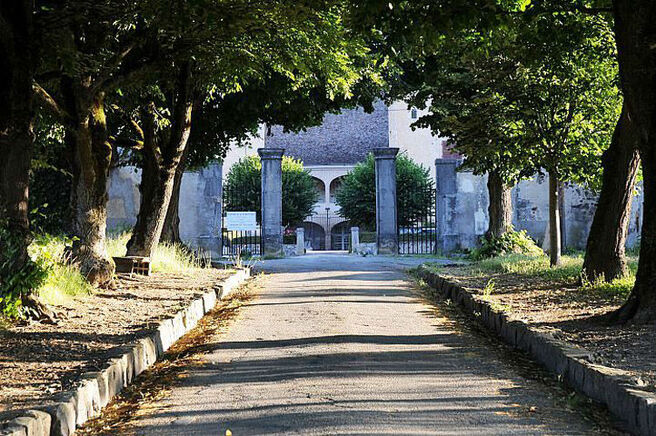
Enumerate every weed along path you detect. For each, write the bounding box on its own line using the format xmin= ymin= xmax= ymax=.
xmin=86 ymin=254 xmax=617 ymax=435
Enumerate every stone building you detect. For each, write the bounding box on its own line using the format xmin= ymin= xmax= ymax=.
xmin=219 ymin=100 xmax=443 ymax=251
xmin=107 ymin=100 xmax=643 ymax=256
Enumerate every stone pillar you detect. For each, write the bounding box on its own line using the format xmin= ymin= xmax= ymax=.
xmin=435 ymin=158 xmax=461 ymax=254
xmin=374 ymin=148 xmax=399 ymax=255
xmin=350 ymin=226 xmax=360 ymax=253
xmin=258 ymin=148 xmax=284 ymax=258
xmin=296 ymin=227 xmax=305 ymax=256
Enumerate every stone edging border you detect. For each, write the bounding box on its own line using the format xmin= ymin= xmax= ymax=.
xmin=1 ymin=267 xmax=251 ymax=436
xmin=416 ymin=266 xmax=656 ymax=436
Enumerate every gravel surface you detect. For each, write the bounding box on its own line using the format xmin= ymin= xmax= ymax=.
xmin=435 ymin=265 xmax=656 ymax=390
xmin=0 ymin=268 xmax=230 ymax=419
xmin=124 ymin=254 xmax=606 ymax=435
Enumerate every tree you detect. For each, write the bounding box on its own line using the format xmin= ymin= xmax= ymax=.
xmin=607 ymin=1 xmax=656 ymax=323
xmin=124 ymin=62 xmax=195 ymax=257
xmin=114 ymin=0 xmax=377 ymax=257
xmin=396 ymin=11 xmax=620 ymax=267
xmin=223 ymin=155 xmax=319 ymax=228
xmin=582 ymin=103 xmax=640 ymax=281
xmin=335 ymin=153 xmax=433 ymax=229
xmin=397 ymin=31 xmax=534 ymax=240
xmin=159 ymin=73 xmax=381 ymax=244
xmin=0 ymin=0 xmax=49 ymax=317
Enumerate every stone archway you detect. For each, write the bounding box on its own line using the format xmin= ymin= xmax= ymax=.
xmin=330 ymin=220 xmax=351 ymax=251
xmin=303 ymin=221 xmax=326 ymax=251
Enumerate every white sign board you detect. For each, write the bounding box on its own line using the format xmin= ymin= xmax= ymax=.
xmin=225 ymin=211 xmax=257 ymax=231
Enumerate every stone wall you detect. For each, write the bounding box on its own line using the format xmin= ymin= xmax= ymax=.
xmin=108 ymin=159 xmax=644 ymax=258
xmin=435 ymin=159 xmax=643 ymax=253
xmin=107 ymin=163 xmax=222 ymax=257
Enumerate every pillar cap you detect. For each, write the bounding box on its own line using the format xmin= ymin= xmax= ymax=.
xmin=435 ymin=157 xmax=462 ymax=166
xmin=373 ymin=147 xmax=399 ymax=159
xmin=258 ymin=148 xmax=285 ymax=159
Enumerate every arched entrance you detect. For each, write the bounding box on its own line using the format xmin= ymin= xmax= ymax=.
xmin=330 ymin=221 xmax=351 ymax=251
xmin=303 ymin=222 xmax=325 ymax=251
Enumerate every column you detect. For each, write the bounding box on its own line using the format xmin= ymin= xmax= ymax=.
xmin=350 ymin=226 xmax=360 ymax=253
xmin=296 ymin=227 xmax=305 ymax=256
xmin=258 ymin=148 xmax=284 ymax=257
xmin=435 ymin=158 xmax=460 ymax=254
xmin=374 ymin=148 xmax=399 ymax=255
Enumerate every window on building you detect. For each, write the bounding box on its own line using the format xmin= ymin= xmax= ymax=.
xmin=410 ymin=107 xmax=418 ymax=119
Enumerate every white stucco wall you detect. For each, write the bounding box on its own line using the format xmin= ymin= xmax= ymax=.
xmin=388 ymin=101 xmax=444 ymax=180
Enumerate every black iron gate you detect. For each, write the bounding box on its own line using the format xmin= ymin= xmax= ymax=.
xmin=221 ymin=181 xmax=262 ymax=257
xmin=397 ymin=179 xmax=437 ymax=254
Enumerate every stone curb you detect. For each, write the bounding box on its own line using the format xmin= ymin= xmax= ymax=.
xmin=417 ymin=266 xmax=656 ymax=436
xmin=1 ymin=267 xmax=251 ymax=436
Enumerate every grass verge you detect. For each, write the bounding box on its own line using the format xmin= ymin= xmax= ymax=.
xmin=22 ymin=231 xmax=210 ymax=310
xmin=424 ymin=253 xmax=637 ymax=299
xmin=106 ymin=231 xmax=210 ymax=273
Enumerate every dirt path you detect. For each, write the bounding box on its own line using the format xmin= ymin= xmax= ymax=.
xmin=108 ymin=254 xmax=612 ymax=435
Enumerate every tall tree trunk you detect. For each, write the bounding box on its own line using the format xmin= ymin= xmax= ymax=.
xmin=548 ymin=171 xmax=561 ymax=267
xmin=0 ymin=0 xmax=36 ymax=295
xmin=161 ymin=163 xmax=184 ymax=244
xmin=582 ymin=104 xmax=640 ymax=282
xmin=486 ymin=170 xmax=513 ymax=238
xmin=126 ymin=63 xmax=193 ymax=257
xmin=609 ymin=0 xmax=656 ymax=323
xmin=68 ymin=85 xmax=115 ymax=286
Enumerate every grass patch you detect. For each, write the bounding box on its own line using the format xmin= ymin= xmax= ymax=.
xmin=23 ymin=231 xmax=209 ymax=309
xmin=107 ymin=231 xmax=209 ymax=273
xmin=29 ymin=234 xmax=94 ymax=306
xmin=425 ymin=252 xmax=637 ymax=298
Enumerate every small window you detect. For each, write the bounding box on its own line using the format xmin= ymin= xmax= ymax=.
xmin=410 ymin=107 xmax=418 ymax=119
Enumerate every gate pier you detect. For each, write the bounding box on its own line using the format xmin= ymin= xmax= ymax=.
xmin=259 ymin=148 xmax=285 ymax=257
xmin=374 ymin=148 xmax=399 ymax=255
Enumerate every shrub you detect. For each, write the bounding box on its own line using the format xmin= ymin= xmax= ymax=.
xmin=223 ymin=155 xmax=319 ymax=227
xmin=30 ymin=234 xmax=94 ymax=306
xmin=0 ymin=223 xmax=48 ymax=318
xmin=470 ymin=229 xmax=543 ymax=260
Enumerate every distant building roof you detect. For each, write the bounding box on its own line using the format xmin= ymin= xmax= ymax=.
xmin=266 ymin=100 xmax=389 ymax=165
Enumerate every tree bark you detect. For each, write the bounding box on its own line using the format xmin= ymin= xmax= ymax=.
xmin=161 ymin=163 xmax=184 ymax=244
xmin=126 ymin=63 xmax=194 ymax=257
xmin=582 ymin=104 xmax=640 ymax=282
xmin=609 ymin=0 xmax=656 ymax=323
xmin=548 ymin=171 xmax=561 ymax=267
xmin=0 ymin=0 xmax=35 ymax=292
xmin=486 ymin=170 xmax=513 ymax=238
xmin=65 ymin=82 xmax=115 ymax=287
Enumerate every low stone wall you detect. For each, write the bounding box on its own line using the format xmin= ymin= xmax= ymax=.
xmin=108 ymin=164 xmax=223 ymax=258
xmin=1 ymin=269 xmax=251 ymax=436
xmin=417 ymin=266 xmax=655 ymax=436
xmin=283 ymin=244 xmax=298 ymax=257
xmin=352 ymin=242 xmax=377 ymax=256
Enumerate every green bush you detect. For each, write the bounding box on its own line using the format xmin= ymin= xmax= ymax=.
xmin=335 ymin=153 xmax=434 ymax=229
xmin=360 ymin=231 xmax=376 ymax=243
xmin=0 ymin=223 xmax=48 ymax=318
xmin=30 ymin=234 xmax=94 ymax=306
xmin=470 ymin=229 xmax=543 ymax=260
xmin=223 ymin=155 xmax=319 ymax=227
